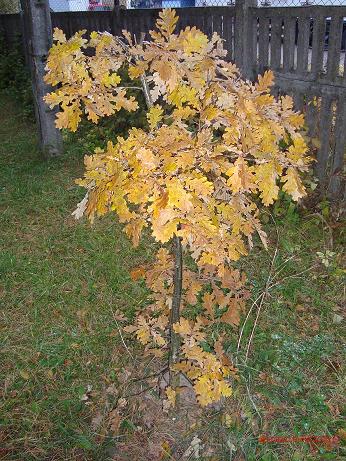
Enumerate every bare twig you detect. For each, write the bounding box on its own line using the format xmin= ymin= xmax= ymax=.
xmin=244 ymin=292 xmax=266 ymax=362
xmin=126 ymin=366 xmax=169 ymax=384
xmin=117 ymin=86 xmax=144 ymax=91
xmin=111 ymin=310 xmax=135 ymax=361
xmin=125 ymin=384 xmax=157 ymax=398
xmin=239 ymin=213 xmax=279 ymax=363
xmin=267 ymin=254 xmax=296 ymax=284
xmin=245 ymin=379 xmax=262 ymax=423
xmin=236 ymin=292 xmax=264 ymax=359
xmin=268 ymin=264 xmax=317 ymax=290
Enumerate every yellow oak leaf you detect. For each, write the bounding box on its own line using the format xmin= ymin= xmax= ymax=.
xmin=147 ymin=105 xmax=164 ymax=129
xmin=226 ymin=158 xmax=256 ymax=193
xmin=288 ymin=112 xmax=305 ymax=128
xmin=198 ymin=251 xmax=222 ymax=267
xmin=281 ymin=95 xmax=294 ymax=111
xmin=255 ymin=162 xmax=280 ymax=206
xmin=287 ymin=135 xmax=309 ymax=164
xmin=220 ymin=298 xmax=242 ymax=327
xmin=156 ymin=8 xmax=178 ymax=37
xmin=124 ymin=219 xmax=147 ymax=247
xmin=53 ymin=28 xmax=66 ymax=43
xmin=55 ymin=104 xmax=82 ymax=132
xmin=184 ymin=275 xmax=202 ymax=305
xmin=152 ymin=211 xmax=179 ymax=243
xmin=152 ymin=60 xmax=178 ymax=89
xmin=218 ymin=380 xmax=232 ymax=398
xmin=102 ymin=72 xmax=121 ymax=88
xmin=133 ymin=316 xmax=151 ymax=345
xmin=173 ymin=318 xmax=191 ymax=335
xmin=136 ymin=147 xmax=159 ymax=170
xmin=173 ymin=106 xmax=197 ymax=121
xmin=136 ymin=327 xmax=150 ymax=345
xmin=202 ymin=292 xmax=215 ymax=318
xmin=167 ymin=85 xmax=199 ymax=109
xmin=130 ymin=267 xmax=146 ymax=281
xmin=151 ymin=191 xmax=169 ymax=218
xmin=167 ymin=179 xmax=193 ymax=212
xmin=282 ymin=167 xmax=306 ymax=201
xmin=128 ymin=62 xmax=148 ymax=79
xmin=180 ymin=27 xmax=209 ymax=55
xmin=44 ymin=90 xmax=64 ymax=108
xmin=256 ymin=70 xmax=274 ymax=93
xmin=165 ymin=386 xmax=176 ymax=407
xmin=201 ymin=106 xmax=219 ymax=123
xmin=185 ymin=175 xmax=213 ymax=198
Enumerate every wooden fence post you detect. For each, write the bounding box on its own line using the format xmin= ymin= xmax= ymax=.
xmin=20 ymin=0 xmax=62 ymax=157
xmin=234 ymin=0 xmax=257 ymax=80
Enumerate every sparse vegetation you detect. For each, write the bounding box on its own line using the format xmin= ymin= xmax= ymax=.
xmin=0 ymin=93 xmax=345 ymax=460
xmin=0 ymin=34 xmax=33 ymax=118
xmin=0 ymin=0 xmax=20 ymax=14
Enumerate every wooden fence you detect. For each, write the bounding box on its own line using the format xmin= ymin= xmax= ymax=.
xmin=250 ymin=6 xmax=346 ymax=198
xmin=0 ymin=2 xmax=345 ymax=198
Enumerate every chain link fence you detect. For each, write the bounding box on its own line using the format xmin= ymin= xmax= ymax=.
xmin=260 ymin=0 xmax=346 ymax=6
xmin=0 ymin=0 xmax=345 ymax=14
xmin=46 ymin=0 xmax=346 ymax=12
xmin=0 ymin=0 xmax=20 ymax=13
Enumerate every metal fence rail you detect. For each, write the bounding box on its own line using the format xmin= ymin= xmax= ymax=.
xmin=0 ymin=1 xmax=345 ymax=198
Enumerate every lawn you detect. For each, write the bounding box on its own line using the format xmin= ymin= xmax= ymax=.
xmin=0 ymin=94 xmax=345 ymax=461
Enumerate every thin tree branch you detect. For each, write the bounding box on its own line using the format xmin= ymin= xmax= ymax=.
xmin=169 ymin=234 xmax=183 ymax=389
xmin=111 ymin=311 xmax=135 ymax=361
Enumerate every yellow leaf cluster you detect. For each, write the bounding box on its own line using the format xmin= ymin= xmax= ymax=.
xmin=56 ymin=8 xmax=309 ymax=270
xmin=46 ymin=9 xmax=311 ymax=407
xmin=44 ymin=30 xmax=138 ymax=130
xmin=125 ymin=248 xmax=246 ymax=405
xmin=173 ymin=317 xmax=234 ymax=406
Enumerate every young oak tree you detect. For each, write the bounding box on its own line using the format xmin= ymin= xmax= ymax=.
xmin=44 ymin=9 xmax=310 ymax=407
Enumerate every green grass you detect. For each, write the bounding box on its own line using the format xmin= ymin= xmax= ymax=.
xmin=0 ymin=95 xmax=345 ymax=461
xmin=0 ymin=95 xmax=152 ymax=460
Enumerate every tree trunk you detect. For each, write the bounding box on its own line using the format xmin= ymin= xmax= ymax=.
xmin=20 ymin=0 xmax=62 ymax=157
xmin=169 ymin=234 xmax=183 ymax=389
xmin=137 ymin=70 xmax=182 ymax=391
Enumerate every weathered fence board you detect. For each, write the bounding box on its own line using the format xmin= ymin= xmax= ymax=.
xmin=270 ymin=17 xmax=282 ymax=70
xmin=1 ymin=3 xmax=345 ymax=198
xmin=296 ymin=17 xmax=310 ymax=73
xmin=258 ymin=17 xmax=270 ymax=73
xmin=330 ymin=98 xmax=346 ymax=195
xmin=282 ymin=16 xmax=296 ymax=72
xmin=250 ymin=5 xmax=346 ymax=198
xmin=310 ymin=15 xmax=325 ymax=78
xmin=316 ymin=95 xmax=334 ymax=186
xmin=326 ymin=15 xmax=344 ymax=80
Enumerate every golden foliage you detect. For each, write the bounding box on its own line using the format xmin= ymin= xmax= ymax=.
xmin=45 ymin=9 xmax=310 ymax=407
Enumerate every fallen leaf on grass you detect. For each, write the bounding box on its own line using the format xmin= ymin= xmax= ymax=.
xmin=220 ymin=299 xmax=242 ymax=326
xmin=91 ymin=412 xmax=104 ymax=430
xmin=130 ymin=267 xmax=146 ymax=281
xmin=109 ymin=409 xmax=122 ymax=434
xmin=19 ymin=370 xmax=30 ymax=380
xmin=332 ymin=313 xmax=343 ymax=324
xmin=164 ymin=386 xmax=176 ymax=409
xmin=337 ymin=428 xmax=346 ymax=442
xmin=182 ymin=435 xmax=202 ymax=459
